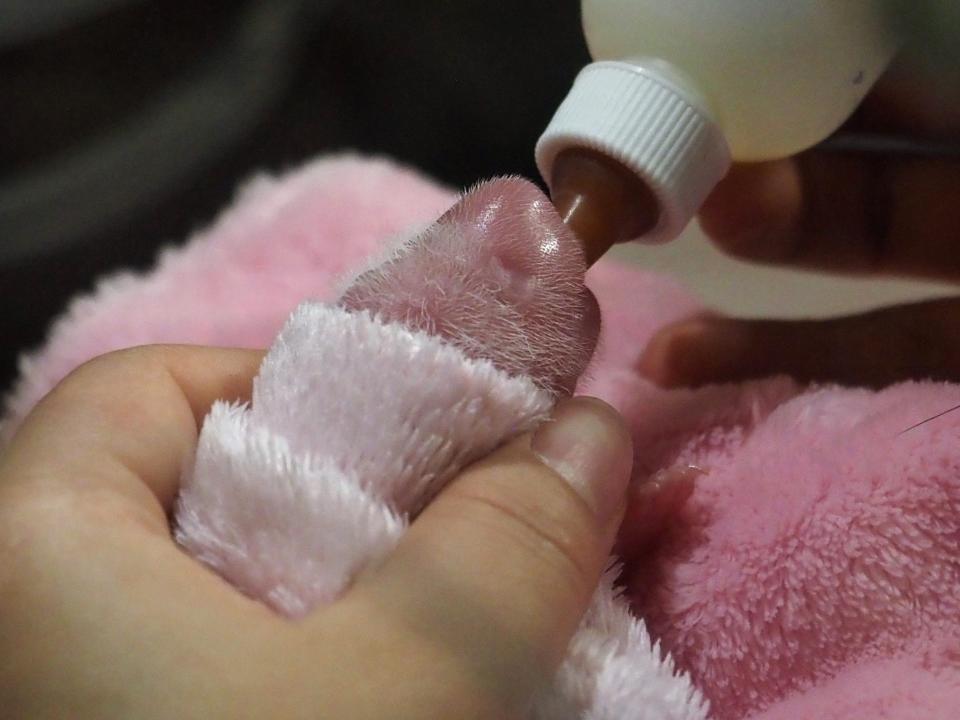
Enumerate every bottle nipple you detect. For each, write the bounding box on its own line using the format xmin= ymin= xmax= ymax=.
xmin=549 ymin=148 xmax=660 ymax=266
xmin=536 ymin=61 xmax=732 ymax=252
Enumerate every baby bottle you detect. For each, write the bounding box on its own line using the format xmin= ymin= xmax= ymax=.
xmin=537 ymin=0 xmax=900 ymax=259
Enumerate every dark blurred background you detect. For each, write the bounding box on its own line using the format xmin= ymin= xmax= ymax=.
xmin=5 ymin=1 xmax=959 ymax=397
xmin=0 ymin=0 xmax=590 ymax=392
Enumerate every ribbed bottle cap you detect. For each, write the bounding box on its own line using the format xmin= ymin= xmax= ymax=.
xmin=536 ymin=61 xmax=731 ymax=243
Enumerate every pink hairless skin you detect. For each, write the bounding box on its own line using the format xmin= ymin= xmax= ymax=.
xmin=340 ymin=177 xmax=600 ymax=396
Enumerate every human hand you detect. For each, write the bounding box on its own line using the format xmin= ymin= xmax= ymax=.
xmin=0 ymin=345 xmax=631 ymax=719
xmin=640 ymin=71 xmax=960 ymax=389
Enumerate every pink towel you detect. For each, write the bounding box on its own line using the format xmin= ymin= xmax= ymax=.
xmin=3 ymin=155 xmax=959 ymax=719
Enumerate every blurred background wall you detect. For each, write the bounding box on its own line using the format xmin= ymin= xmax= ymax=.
xmin=0 ymin=0 xmax=593 ymax=390
xmin=2 ymin=0 xmax=956 ymax=395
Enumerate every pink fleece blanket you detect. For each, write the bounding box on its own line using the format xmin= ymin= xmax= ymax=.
xmin=3 ymin=155 xmax=959 ymax=719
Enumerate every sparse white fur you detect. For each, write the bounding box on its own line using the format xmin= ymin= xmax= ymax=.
xmin=338 ymin=181 xmax=597 ymax=394
xmin=326 ymin=177 xmax=504 ymax=299
xmin=330 ymin=227 xmax=428 ymax=299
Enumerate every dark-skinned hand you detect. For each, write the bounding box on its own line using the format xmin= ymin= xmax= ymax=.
xmin=640 ymin=64 xmax=960 ymax=389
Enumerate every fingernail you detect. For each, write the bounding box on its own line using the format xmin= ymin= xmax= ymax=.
xmin=616 ymin=465 xmax=702 ymax=557
xmin=531 ymin=398 xmax=633 ymax=524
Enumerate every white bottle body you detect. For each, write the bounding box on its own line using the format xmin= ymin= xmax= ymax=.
xmin=537 ymin=1 xmax=901 ymax=240
xmin=582 ymin=0 xmax=898 ymax=161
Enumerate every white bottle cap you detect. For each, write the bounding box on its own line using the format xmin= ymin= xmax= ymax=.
xmin=536 ymin=61 xmax=732 ymax=243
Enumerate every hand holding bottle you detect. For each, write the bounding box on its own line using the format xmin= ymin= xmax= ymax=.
xmin=641 ymin=79 xmax=960 ymax=388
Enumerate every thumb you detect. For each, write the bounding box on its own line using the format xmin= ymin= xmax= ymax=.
xmin=340 ymin=397 xmax=632 ymax=716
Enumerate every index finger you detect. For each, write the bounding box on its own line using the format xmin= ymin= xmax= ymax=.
xmin=699 ymin=152 xmax=960 ymax=281
xmin=0 ymin=345 xmax=309 ymax=718
xmin=1 ymin=344 xmax=264 ymax=525
xmin=698 ymin=57 xmax=960 ymax=281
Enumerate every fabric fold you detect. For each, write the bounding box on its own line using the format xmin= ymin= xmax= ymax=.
xmin=176 ymin=301 xmax=708 ymax=719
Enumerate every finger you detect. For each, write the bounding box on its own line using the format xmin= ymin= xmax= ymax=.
xmin=615 ymin=465 xmax=700 ymax=560
xmin=638 ymin=297 xmax=960 ymax=389
xmin=0 ymin=345 xmax=303 ymax=718
xmin=329 ymin=397 xmax=632 ymax=719
xmin=699 ymin=152 xmax=960 ymax=281
xmin=858 ymin=49 xmax=960 ymax=135
xmin=1 ymin=344 xmax=264 ymax=524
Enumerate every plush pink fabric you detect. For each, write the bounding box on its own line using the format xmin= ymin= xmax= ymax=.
xmin=3 ymin=154 xmax=959 ymax=718
xmin=1 ymin=154 xmax=454 ymax=439
xmin=176 ymin=304 xmax=706 ymax=719
xmin=177 ymin=302 xmax=556 ymax=614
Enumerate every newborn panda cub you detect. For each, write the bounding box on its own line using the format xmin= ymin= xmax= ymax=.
xmin=339 ymin=177 xmax=600 ymax=396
